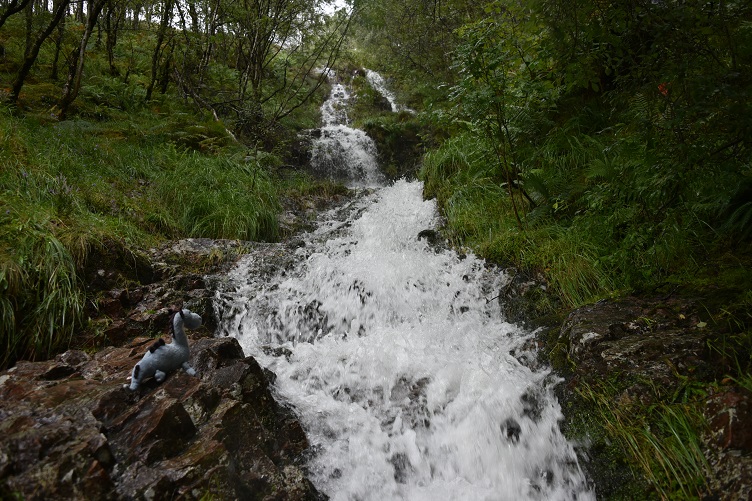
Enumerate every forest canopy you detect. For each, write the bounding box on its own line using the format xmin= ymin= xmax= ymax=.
xmin=1 ymin=0 xmax=353 ymax=131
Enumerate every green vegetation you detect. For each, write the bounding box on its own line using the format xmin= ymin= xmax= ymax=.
xmin=0 ymin=0 xmax=352 ymax=367
xmin=2 ymin=0 xmax=751 ymax=494
xmin=580 ymin=378 xmax=713 ymax=500
xmin=0 ymin=109 xmax=283 ymax=366
xmin=354 ymin=0 xmax=752 ymax=356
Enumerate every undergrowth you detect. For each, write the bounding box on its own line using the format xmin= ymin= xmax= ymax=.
xmin=0 ymin=106 xmax=282 ymax=367
xmin=419 ymin=124 xmax=751 ymax=313
xmin=419 ymin=132 xmax=620 ymax=310
xmin=579 ymin=380 xmax=712 ymax=500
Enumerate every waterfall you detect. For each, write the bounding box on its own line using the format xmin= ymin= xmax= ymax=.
xmin=309 ymin=70 xmax=385 ymax=188
xmin=364 ymin=69 xmax=417 ymax=114
xmin=216 ymin=73 xmax=594 ymax=500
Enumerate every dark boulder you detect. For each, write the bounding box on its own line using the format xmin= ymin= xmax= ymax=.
xmin=549 ymin=294 xmax=752 ymax=500
xmin=0 ymin=337 xmax=322 ymax=500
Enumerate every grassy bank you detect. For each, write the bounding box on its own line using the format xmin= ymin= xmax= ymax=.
xmin=0 ymin=95 xmax=350 ymax=367
xmin=420 ymin=129 xmax=752 ymax=308
xmin=0 ymin=0 xmax=351 ymax=367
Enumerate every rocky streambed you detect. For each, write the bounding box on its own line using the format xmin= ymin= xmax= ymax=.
xmin=0 ymin=336 xmax=320 ymax=500
xmin=1 ymin=196 xmax=750 ymax=499
xmin=0 ymin=234 xmax=330 ymax=500
xmin=0 ymin=190 xmax=347 ymax=500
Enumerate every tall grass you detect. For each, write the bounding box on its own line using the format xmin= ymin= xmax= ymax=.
xmin=581 ymin=382 xmax=712 ymax=499
xmin=0 ymin=211 xmax=85 ymax=367
xmin=154 ymin=151 xmax=280 ymax=241
xmin=0 ymin=106 xmax=282 ymax=367
xmin=419 ymin=131 xmax=617 ymax=309
xmin=421 ymin=133 xmax=491 ymax=203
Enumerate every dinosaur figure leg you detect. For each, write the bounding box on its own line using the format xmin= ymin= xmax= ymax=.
xmin=129 ymin=364 xmax=142 ymax=390
xmin=154 ymin=370 xmax=167 ymax=383
xmin=182 ymin=362 xmax=197 ymax=376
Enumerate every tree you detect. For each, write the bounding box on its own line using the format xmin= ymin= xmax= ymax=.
xmin=450 ymin=2 xmax=551 ymax=228
xmin=353 ymin=0 xmax=484 ymax=86
xmin=103 ymin=0 xmax=127 ymax=76
xmin=0 ymin=0 xmax=33 ymax=31
xmin=170 ymin=0 xmax=354 ymax=141
xmin=145 ymin=0 xmax=175 ymax=100
xmin=9 ymin=0 xmax=70 ymax=104
xmin=57 ymin=0 xmax=109 ymax=119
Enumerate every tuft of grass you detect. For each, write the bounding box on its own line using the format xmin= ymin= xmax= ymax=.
xmin=580 ymin=381 xmax=712 ymax=500
xmin=154 ymin=152 xmax=280 ymax=241
xmin=733 ymin=373 xmax=752 ymax=393
xmin=420 ymin=132 xmax=492 ymax=202
xmin=0 ymin=213 xmax=85 ymax=367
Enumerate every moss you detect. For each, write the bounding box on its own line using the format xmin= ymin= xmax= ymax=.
xmin=358 ymin=114 xmax=425 ymax=181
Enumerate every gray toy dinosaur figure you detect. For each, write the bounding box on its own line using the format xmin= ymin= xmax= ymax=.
xmin=128 ymin=307 xmax=201 ymax=390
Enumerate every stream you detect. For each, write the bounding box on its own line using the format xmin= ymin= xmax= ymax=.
xmin=214 ymin=71 xmax=594 ymax=501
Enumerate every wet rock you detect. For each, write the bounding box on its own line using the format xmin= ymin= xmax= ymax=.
xmin=88 ymin=271 xmax=217 ymax=351
xmin=521 ymin=389 xmax=545 ymax=422
xmin=705 ymin=387 xmax=752 ymax=453
xmin=387 ymin=376 xmax=431 ymax=430
xmin=502 ymin=418 xmax=522 ymax=443
xmin=0 ymin=337 xmax=321 ymax=500
xmin=547 ymin=293 xmax=752 ymax=499
xmin=417 ymin=229 xmax=447 ymax=252
xmin=702 ymin=387 xmax=752 ymax=500
xmin=498 ymin=268 xmax=562 ymax=327
xmin=557 ymin=296 xmax=710 ymax=389
xmin=78 ymin=238 xmax=260 ymax=356
xmin=390 ymin=453 xmax=412 ymax=483
xmin=84 ymin=245 xmax=157 ymax=292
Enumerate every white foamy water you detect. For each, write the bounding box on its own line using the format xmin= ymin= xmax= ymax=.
xmin=321 ymin=81 xmax=352 ymax=125
xmin=310 ymin=71 xmax=384 ymax=187
xmin=364 ymin=69 xmax=415 ymax=114
xmin=216 ymin=180 xmax=594 ymax=501
xmin=309 ymin=125 xmax=384 ymax=188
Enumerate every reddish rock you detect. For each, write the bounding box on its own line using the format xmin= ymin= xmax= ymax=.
xmin=0 ymin=337 xmax=321 ymax=500
xmin=558 ymin=296 xmax=710 ymax=390
xmin=99 ymin=296 xmax=125 ymax=317
xmin=552 ymin=294 xmax=752 ymax=499
xmin=705 ymin=387 xmax=752 ymax=453
xmin=702 ymin=387 xmax=752 ymax=500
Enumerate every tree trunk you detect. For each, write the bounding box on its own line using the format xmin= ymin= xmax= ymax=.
xmin=9 ymin=0 xmax=70 ymax=104
xmin=145 ymin=0 xmax=174 ymax=101
xmin=75 ymin=0 xmax=84 ymax=23
xmin=57 ymin=0 xmax=107 ymax=119
xmin=104 ymin=0 xmax=124 ymax=76
xmin=0 ymin=0 xmax=33 ymax=31
xmin=130 ymin=3 xmax=140 ymax=30
xmin=188 ymin=0 xmax=198 ymax=33
xmin=23 ymin=0 xmax=32 ymax=57
xmin=50 ymin=11 xmax=66 ymax=80
xmin=158 ymin=44 xmax=173 ymax=94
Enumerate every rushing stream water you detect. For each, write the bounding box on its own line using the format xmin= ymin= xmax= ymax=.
xmin=215 ymin=72 xmax=594 ymax=500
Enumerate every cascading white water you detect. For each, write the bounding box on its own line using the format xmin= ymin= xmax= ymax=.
xmin=364 ymin=69 xmax=415 ymax=114
xmin=215 ymin=73 xmax=594 ymax=500
xmin=321 ymin=80 xmax=351 ymax=125
xmin=309 ymin=70 xmax=385 ymax=187
xmin=365 ymin=69 xmax=400 ymax=113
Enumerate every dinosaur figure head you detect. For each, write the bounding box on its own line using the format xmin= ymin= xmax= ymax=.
xmin=177 ymin=308 xmax=202 ymax=330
